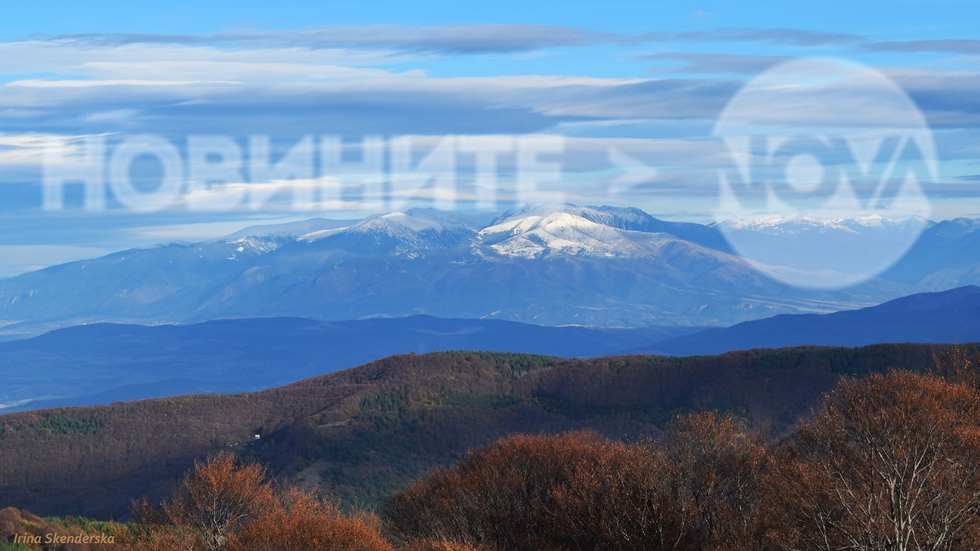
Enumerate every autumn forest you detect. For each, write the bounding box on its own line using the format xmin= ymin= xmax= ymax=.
xmin=2 ymin=346 xmax=979 ymax=550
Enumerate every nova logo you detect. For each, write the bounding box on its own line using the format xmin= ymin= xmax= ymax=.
xmin=713 ymin=58 xmax=936 ymax=289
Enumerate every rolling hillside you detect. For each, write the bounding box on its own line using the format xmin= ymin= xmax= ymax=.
xmin=0 ymin=345 xmax=943 ymax=519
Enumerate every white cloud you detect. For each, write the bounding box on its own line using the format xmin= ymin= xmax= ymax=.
xmin=79 ymin=61 xmax=393 ymax=82
xmin=6 ymin=79 xmax=202 ymax=87
xmin=48 ymin=25 xmax=618 ymax=55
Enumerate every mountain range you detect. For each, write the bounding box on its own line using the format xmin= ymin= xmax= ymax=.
xmin=2 ymin=204 xmax=962 ymax=338
xmin=5 ymin=285 xmax=980 ymax=413
xmin=5 ymin=203 xmax=980 ymax=414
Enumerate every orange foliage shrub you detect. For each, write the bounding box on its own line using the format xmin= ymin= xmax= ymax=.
xmin=123 ymin=452 xmax=390 ymax=551
xmin=129 ymin=452 xmax=275 ymax=551
xmin=384 ymin=418 xmax=773 ymax=551
xmin=227 ymin=487 xmax=390 ymax=551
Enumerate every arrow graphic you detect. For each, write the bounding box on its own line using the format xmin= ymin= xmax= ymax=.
xmin=608 ymin=148 xmax=659 ymax=199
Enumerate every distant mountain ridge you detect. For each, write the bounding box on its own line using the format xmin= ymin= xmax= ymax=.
xmin=9 ymin=285 xmax=980 ymax=412
xmin=0 ymin=315 xmax=704 ymax=412
xmin=0 ymin=204 xmax=923 ymax=336
xmin=645 ymin=286 xmax=980 ymax=356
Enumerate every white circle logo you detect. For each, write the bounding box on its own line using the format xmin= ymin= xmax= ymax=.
xmin=713 ymin=58 xmax=936 ymax=289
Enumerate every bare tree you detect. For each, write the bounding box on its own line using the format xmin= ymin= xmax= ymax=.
xmin=932 ymin=345 xmax=980 ymax=390
xmin=773 ymin=371 xmax=980 ymax=551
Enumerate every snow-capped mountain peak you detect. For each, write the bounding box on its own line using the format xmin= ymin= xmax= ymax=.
xmin=292 ymin=208 xmax=480 ymax=253
xmin=299 ymin=208 xmax=477 ymax=242
xmin=490 ymin=203 xmax=656 ymax=230
xmin=478 ymin=209 xmax=674 ymax=260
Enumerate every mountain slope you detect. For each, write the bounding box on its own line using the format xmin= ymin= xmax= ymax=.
xmin=643 ymin=286 xmax=980 ymax=356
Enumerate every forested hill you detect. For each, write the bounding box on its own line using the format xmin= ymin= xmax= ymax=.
xmin=0 ymin=345 xmax=945 ymax=519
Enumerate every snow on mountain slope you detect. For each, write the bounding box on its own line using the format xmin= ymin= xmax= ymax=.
xmin=478 ymin=211 xmax=677 ymax=259
xmin=487 ymin=203 xmax=735 ymax=252
xmin=224 ymin=236 xmax=284 ymax=255
xmin=294 ymin=208 xmax=480 ymax=253
xmin=301 ymin=209 xmax=473 ymax=240
xmin=488 ymin=204 xmax=655 ymax=234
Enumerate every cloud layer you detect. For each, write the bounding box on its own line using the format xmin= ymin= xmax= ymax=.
xmin=1 ymin=21 xmax=980 ymax=261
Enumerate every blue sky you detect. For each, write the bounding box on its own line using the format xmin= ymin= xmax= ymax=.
xmin=2 ymin=0 xmax=980 ymax=275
